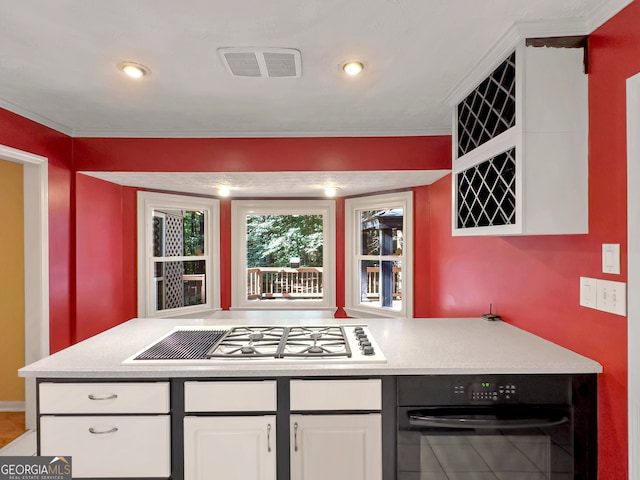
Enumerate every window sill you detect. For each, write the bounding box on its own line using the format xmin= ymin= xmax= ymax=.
xmin=344 ymin=306 xmax=407 ymax=319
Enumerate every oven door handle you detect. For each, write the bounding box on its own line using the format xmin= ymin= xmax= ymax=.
xmin=408 ymin=414 xmax=569 ymax=430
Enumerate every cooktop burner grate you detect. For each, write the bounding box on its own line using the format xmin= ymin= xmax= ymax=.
xmin=207 ymin=326 xmax=286 ymax=358
xmin=134 ymin=329 xmax=228 ymax=360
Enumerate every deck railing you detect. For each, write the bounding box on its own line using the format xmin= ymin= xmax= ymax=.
xmin=246 ymin=266 xmax=402 ymax=300
xmin=365 ymin=266 xmax=402 ymax=299
xmin=247 ymin=267 xmax=323 ymax=299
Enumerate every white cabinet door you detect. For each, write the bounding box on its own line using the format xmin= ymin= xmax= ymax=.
xmin=184 ymin=416 xmax=276 ymax=480
xmin=290 ymin=414 xmax=382 ymax=480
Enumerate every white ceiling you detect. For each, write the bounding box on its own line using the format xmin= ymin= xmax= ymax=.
xmin=81 ymin=170 xmax=451 ymax=198
xmin=0 ymin=0 xmax=630 ymax=196
xmin=0 ymin=0 xmax=629 ymax=138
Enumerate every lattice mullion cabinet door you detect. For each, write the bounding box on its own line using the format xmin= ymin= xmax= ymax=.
xmin=450 ymin=38 xmax=588 ymax=236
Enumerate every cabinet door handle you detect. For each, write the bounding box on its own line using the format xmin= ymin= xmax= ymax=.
xmin=88 ymin=394 xmax=118 ymax=401
xmin=88 ymin=427 xmax=118 ymax=435
xmin=294 ymin=422 xmax=298 ymax=452
xmin=267 ymin=423 xmax=272 ymax=453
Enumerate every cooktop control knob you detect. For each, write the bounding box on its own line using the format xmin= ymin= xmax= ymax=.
xmin=362 ymin=345 xmax=375 ymax=355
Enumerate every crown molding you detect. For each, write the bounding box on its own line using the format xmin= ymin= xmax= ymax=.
xmin=444 ymin=24 xmax=521 ymax=107
xmin=70 ymin=127 xmax=452 ymax=138
xmin=0 ymin=98 xmax=73 ymax=136
xmin=585 ymin=0 xmax=633 ymax=32
xmin=444 ymin=0 xmax=632 ymax=107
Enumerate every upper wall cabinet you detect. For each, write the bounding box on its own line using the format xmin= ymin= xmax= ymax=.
xmin=451 ymin=38 xmax=588 ymax=236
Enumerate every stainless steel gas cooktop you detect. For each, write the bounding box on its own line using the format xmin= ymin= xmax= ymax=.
xmin=123 ymin=325 xmax=386 ymax=365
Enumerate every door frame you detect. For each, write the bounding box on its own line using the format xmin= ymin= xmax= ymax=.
xmin=627 ymin=72 xmax=640 ymax=480
xmin=0 ymin=144 xmax=49 ymax=429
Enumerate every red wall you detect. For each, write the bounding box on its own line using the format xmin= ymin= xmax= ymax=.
xmin=74 ymin=174 xmax=137 ymax=342
xmin=72 ymin=136 xmax=451 ymax=172
xmin=0 ymin=109 xmax=73 ymax=353
xmin=427 ymin=2 xmax=640 ymax=478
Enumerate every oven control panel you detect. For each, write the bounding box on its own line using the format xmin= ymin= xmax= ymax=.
xmin=398 ymin=375 xmax=574 ymax=406
xmin=453 ymin=381 xmax=519 ymax=402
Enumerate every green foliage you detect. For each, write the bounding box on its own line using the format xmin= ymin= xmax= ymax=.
xmin=183 ymin=211 xmax=205 ymax=256
xmin=183 ymin=211 xmax=205 ymax=275
xmin=246 ymin=214 xmax=323 ymax=267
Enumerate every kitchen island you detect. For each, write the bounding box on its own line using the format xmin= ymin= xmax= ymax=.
xmin=19 ymin=317 xmax=602 ymax=480
xmin=20 ymin=316 xmax=601 ymax=378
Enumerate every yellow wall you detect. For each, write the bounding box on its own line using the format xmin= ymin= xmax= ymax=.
xmin=0 ymin=159 xmax=24 ymax=402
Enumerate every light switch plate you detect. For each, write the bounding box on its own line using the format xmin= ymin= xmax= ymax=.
xmin=602 ymin=244 xmax=621 ymax=274
xmin=579 ymin=277 xmax=597 ymax=309
xmin=596 ymin=279 xmax=627 ymax=316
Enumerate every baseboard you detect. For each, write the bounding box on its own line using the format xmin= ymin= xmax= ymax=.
xmin=0 ymin=430 xmax=36 ymax=456
xmin=0 ymin=401 xmax=25 ymax=412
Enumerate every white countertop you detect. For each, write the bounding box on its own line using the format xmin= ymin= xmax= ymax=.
xmin=19 ymin=316 xmax=602 ymax=378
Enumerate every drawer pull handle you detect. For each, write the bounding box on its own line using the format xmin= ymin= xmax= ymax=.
xmin=88 ymin=427 xmax=118 ymax=435
xmin=294 ymin=422 xmax=299 ymax=452
xmin=267 ymin=423 xmax=272 ymax=453
xmin=88 ymin=394 xmax=118 ymax=401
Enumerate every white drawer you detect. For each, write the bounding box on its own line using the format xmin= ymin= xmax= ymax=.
xmin=39 ymin=382 xmax=170 ymax=414
xmin=185 ymin=380 xmax=277 ymax=412
xmin=40 ymin=415 xmax=170 ymax=478
xmin=290 ymin=379 xmax=382 ymax=411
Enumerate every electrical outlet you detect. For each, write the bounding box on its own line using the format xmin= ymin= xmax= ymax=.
xmin=579 ymin=277 xmax=597 ymax=309
xmin=596 ymin=279 xmax=627 ymax=316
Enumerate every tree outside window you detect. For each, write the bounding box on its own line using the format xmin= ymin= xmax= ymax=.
xmin=232 ymin=200 xmax=336 ymax=310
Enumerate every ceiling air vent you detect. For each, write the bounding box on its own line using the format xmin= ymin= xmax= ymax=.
xmin=218 ymin=48 xmax=302 ymax=78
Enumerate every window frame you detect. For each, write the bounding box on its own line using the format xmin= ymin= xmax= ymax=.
xmin=137 ymin=191 xmax=220 ymax=318
xmin=344 ymin=191 xmax=413 ymax=318
xmin=231 ymin=199 xmax=336 ymax=311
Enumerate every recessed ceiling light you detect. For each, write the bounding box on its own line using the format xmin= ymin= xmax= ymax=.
xmin=118 ymin=61 xmax=150 ymax=79
xmin=218 ymin=186 xmax=231 ymax=197
xmin=324 ymin=186 xmax=339 ymax=197
xmin=342 ymin=61 xmax=364 ymax=76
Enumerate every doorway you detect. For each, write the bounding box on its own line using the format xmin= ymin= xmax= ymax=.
xmin=0 ymin=144 xmax=49 ymax=430
xmin=626 ymin=72 xmax=640 ymax=480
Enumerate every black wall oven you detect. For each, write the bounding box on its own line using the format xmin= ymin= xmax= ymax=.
xmin=397 ymin=374 xmax=597 ymax=480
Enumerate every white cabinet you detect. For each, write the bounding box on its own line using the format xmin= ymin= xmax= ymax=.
xmin=184 ymin=416 xmax=276 ymax=480
xmin=40 ymin=416 xmax=171 ymax=478
xmin=183 ymin=380 xmax=277 ymax=480
xmin=184 ymin=380 xmax=277 ymax=412
xmin=290 ymin=379 xmax=382 ymax=480
xmin=38 ymin=381 xmax=170 ymax=478
xmin=450 ymin=37 xmax=588 ymax=236
xmin=290 ymin=379 xmax=382 ymax=411
xmin=39 ymin=381 xmax=170 ymax=413
xmin=290 ymin=414 xmax=382 ymax=480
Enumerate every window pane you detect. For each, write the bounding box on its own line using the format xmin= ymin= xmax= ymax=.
xmin=153 ymin=209 xmax=205 ymax=257
xmin=154 ymin=260 xmax=206 ymax=311
xmin=245 ymin=214 xmax=323 ymax=301
xmin=358 ymin=259 xmax=402 ymax=310
xmin=359 ymin=209 xmax=404 ymax=256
